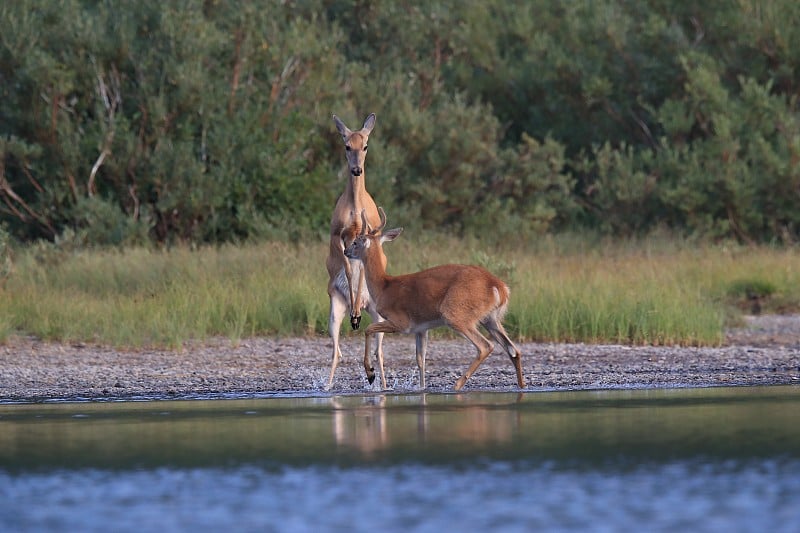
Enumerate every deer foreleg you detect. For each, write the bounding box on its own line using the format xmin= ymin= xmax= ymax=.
xmin=415 ymin=331 xmax=428 ymax=389
xmin=348 ymin=262 xmax=367 ymax=330
xmin=364 ymin=330 xmax=375 ymax=385
xmin=364 ymin=321 xmax=398 ymax=390
xmin=339 ymin=245 xmax=359 ymax=327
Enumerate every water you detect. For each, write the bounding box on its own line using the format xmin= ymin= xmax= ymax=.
xmin=1 ymin=386 xmax=799 ymax=532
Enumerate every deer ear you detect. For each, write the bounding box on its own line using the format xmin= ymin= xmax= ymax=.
xmin=333 ymin=114 xmax=350 ymax=139
xmin=381 ymin=227 xmax=403 ymax=244
xmin=362 ymin=113 xmax=376 ymax=135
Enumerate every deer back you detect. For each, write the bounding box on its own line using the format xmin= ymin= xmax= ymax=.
xmin=381 ymin=265 xmax=509 ymax=324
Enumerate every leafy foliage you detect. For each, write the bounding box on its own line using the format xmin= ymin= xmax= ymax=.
xmin=1 ymin=1 xmax=799 ymax=246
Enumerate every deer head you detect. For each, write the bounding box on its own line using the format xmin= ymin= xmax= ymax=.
xmin=333 ymin=113 xmax=376 ymax=177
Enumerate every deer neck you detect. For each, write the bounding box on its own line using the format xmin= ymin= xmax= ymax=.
xmin=362 ymin=244 xmax=389 ymax=295
xmin=345 ymin=172 xmax=369 ymax=209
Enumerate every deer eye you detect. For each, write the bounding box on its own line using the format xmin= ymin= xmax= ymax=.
xmin=345 ymin=145 xmax=351 ymax=151
xmin=363 ymin=145 xmax=368 ymax=151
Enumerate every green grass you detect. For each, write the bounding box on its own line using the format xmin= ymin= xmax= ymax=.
xmin=0 ymin=236 xmax=798 ymax=348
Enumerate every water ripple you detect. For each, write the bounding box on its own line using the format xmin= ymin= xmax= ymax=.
xmin=1 ymin=460 xmax=799 ymax=532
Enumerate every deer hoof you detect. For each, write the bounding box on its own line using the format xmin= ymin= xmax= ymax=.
xmin=350 ymin=315 xmax=361 ymax=330
xmin=366 ymin=367 xmax=375 ymax=384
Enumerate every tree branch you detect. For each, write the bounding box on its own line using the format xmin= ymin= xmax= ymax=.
xmin=228 ymin=28 xmax=244 ymax=117
xmin=88 ymin=59 xmax=121 ymax=196
xmin=0 ymin=160 xmax=55 ymax=236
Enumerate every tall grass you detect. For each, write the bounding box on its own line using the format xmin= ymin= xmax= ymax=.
xmin=509 ymin=252 xmax=725 ymax=346
xmin=0 ymin=236 xmax=798 ymax=347
xmin=2 ymin=243 xmax=329 ymax=347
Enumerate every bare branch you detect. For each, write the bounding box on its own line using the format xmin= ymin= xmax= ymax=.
xmin=88 ymin=59 xmax=121 ymax=196
xmin=128 ymin=184 xmax=140 ymax=220
xmin=66 ymin=172 xmax=78 ymax=201
xmin=0 ymin=160 xmax=55 ymax=236
xmin=88 ymin=149 xmax=109 ymax=196
xmin=228 ymin=28 xmax=244 ymax=117
xmin=630 ymin=108 xmax=657 ymax=150
xmin=20 ymin=160 xmax=44 ymax=193
xmin=690 ymin=16 xmax=705 ymax=46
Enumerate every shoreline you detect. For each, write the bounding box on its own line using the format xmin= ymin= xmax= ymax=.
xmin=2 ymin=315 xmax=799 ymax=403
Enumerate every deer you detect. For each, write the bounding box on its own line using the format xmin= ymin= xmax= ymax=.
xmin=325 ymin=113 xmax=387 ymax=390
xmin=344 ymin=208 xmax=526 ymax=391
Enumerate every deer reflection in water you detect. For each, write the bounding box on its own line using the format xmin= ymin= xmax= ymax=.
xmin=330 ymin=394 xmax=524 ymax=457
xmin=331 ymin=396 xmax=390 ymax=458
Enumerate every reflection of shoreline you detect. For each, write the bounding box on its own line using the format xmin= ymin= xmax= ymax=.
xmin=330 ymin=395 xmax=523 ymax=457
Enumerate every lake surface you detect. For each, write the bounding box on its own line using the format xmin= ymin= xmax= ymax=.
xmin=1 ymin=386 xmax=799 ymax=532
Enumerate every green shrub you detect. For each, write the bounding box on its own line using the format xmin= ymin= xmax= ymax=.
xmin=2 ymin=1 xmax=800 ymax=246
xmin=725 ymin=278 xmax=778 ymax=314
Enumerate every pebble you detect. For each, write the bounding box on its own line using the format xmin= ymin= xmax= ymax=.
xmin=1 ymin=316 xmax=798 ymax=402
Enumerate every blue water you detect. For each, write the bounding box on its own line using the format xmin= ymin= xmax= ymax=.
xmin=2 ymin=387 xmax=799 ymax=532
xmin=3 ymin=460 xmax=799 ymax=532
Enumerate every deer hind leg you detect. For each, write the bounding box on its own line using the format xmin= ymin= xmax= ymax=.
xmin=482 ymin=316 xmax=525 ymax=389
xmin=326 ymin=291 xmax=348 ymax=390
xmin=415 ymin=331 xmax=428 ymax=389
xmin=453 ymin=326 xmax=495 ymax=391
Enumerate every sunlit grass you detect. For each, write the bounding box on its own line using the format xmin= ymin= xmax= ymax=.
xmin=508 ymin=252 xmax=725 ymax=346
xmin=0 ymin=236 xmax=798 ymax=348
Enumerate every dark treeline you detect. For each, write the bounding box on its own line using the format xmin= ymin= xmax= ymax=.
xmin=1 ymin=0 xmax=799 ymax=246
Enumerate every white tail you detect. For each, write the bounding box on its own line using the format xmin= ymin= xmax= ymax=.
xmin=344 ymin=209 xmax=525 ymax=391
xmin=325 ymin=113 xmax=386 ymax=390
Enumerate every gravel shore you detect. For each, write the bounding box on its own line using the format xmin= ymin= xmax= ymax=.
xmin=1 ymin=315 xmax=799 ymax=402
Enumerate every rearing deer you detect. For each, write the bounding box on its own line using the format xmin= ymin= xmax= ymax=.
xmin=344 ymin=208 xmax=526 ymax=391
xmin=325 ymin=113 xmax=386 ymax=389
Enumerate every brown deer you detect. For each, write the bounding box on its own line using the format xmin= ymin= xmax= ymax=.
xmin=344 ymin=208 xmax=526 ymax=391
xmin=325 ymin=113 xmax=387 ymax=389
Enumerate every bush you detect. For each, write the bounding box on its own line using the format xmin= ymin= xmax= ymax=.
xmin=725 ymin=278 xmax=778 ymax=314
xmin=2 ymin=1 xmax=800 ymax=246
